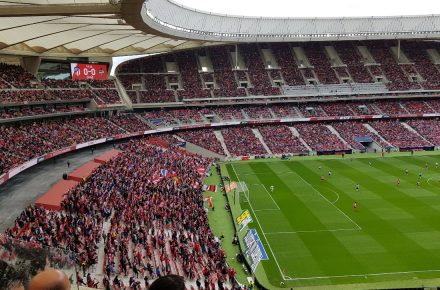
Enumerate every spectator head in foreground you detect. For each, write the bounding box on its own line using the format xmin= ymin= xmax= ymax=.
xmin=28 ymin=269 xmax=70 ymax=290
xmin=150 ymin=275 xmax=185 ymax=290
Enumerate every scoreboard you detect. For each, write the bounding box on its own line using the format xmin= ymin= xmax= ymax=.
xmin=70 ymin=63 xmax=108 ymax=80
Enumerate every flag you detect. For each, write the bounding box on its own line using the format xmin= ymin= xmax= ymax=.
xmin=208 ymin=185 xmax=217 ymax=192
xmin=197 ymin=167 xmax=206 ymax=176
xmin=225 ymin=181 xmax=237 ymax=193
xmin=205 ymin=196 xmax=214 ymax=208
xmin=160 ymin=169 xmax=168 ymax=177
xmin=153 ymin=174 xmax=162 ymax=184
xmin=192 ymin=181 xmax=200 ymax=189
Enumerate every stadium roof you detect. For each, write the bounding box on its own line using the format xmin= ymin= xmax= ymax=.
xmin=0 ymin=0 xmax=439 ymax=57
xmin=0 ymin=0 xmax=221 ymax=57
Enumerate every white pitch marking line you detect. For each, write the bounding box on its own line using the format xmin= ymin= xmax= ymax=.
xmin=284 ymin=269 xmax=440 ymax=281
xmin=254 ymin=209 xmax=280 ymax=212
xmin=264 ymin=228 xmax=360 ymax=235
xmin=231 ymin=164 xmax=289 ymax=281
xmin=261 ymin=184 xmax=281 ymax=210
xmin=293 ymin=171 xmax=362 ymax=230
xmin=237 ymin=171 xmax=295 ymax=176
xmin=327 ymin=188 xmax=340 ymax=204
xmin=427 ymin=176 xmax=440 ymax=186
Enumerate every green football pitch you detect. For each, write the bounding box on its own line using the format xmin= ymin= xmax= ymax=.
xmin=224 ymin=153 xmax=440 ymax=289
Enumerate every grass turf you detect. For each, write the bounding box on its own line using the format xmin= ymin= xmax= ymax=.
xmin=223 ymin=153 xmax=440 ymax=289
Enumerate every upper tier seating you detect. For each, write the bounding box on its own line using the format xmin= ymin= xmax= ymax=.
xmin=116 ymin=41 xmax=440 ymax=103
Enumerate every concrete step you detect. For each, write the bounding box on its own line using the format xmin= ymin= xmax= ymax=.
xmin=363 ymin=123 xmax=392 ymax=147
xmin=289 ymin=126 xmax=312 ymax=151
xmin=325 ymin=124 xmax=351 ymax=149
xmin=213 ymin=130 xmax=231 ymax=157
xmin=251 ymin=128 xmax=273 ymax=155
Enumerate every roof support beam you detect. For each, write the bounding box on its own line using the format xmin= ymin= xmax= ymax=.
xmin=0 ymin=4 xmax=120 ymax=17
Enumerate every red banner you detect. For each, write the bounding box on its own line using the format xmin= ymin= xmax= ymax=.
xmin=71 ymin=63 xmax=108 ymax=80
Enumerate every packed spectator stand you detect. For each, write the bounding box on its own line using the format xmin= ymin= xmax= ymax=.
xmin=178 ymin=130 xmax=225 ymax=156
xmin=4 ymin=139 xmax=238 ymax=289
xmin=3 ymin=39 xmax=440 ymax=289
xmin=369 ymin=120 xmax=432 ymax=148
xmin=221 ymin=127 xmax=268 ymax=156
xmin=257 ymin=125 xmax=307 ymax=154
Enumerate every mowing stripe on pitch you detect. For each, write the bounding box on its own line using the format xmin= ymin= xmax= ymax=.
xmin=231 ymin=164 xmax=291 ymax=281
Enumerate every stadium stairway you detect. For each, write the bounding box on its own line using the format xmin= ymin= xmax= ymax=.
xmin=401 ymin=121 xmax=433 ymax=144
xmin=424 ymin=100 xmax=438 ymax=113
xmin=241 ymin=109 xmax=250 ymax=120
xmin=293 ymin=106 xmax=304 ymax=117
xmin=268 ymin=107 xmax=277 ymax=118
xmin=370 ymin=103 xmax=384 ymax=114
xmin=399 ymin=102 xmax=411 ymax=114
xmin=326 ymin=124 xmax=352 ymax=149
xmin=114 ymin=77 xmax=133 ymax=109
xmin=289 ymin=126 xmax=313 ymax=151
xmin=251 ymin=128 xmax=273 ymax=155
xmin=213 ymin=130 xmax=232 ymax=157
xmin=363 ymin=123 xmax=393 ymax=147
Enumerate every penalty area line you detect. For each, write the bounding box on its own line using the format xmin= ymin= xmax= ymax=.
xmin=264 ymin=228 xmax=360 ymax=235
xmin=285 ymin=269 xmax=440 ymax=281
xmin=231 ymin=163 xmax=290 ymax=281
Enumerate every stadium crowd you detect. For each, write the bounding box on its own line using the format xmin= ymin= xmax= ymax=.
xmin=406 ymin=119 xmax=440 ymax=145
xmin=295 ymin=123 xmax=350 ymax=151
xmin=178 ymin=130 xmax=225 ymax=156
xmin=0 ymin=105 xmax=86 ymax=119
xmin=0 ymin=116 xmax=128 ymax=175
xmin=369 ymin=120 xmax=432 ymax=148
xmin=4 ymin=139 xmax=238 ymax=289
xmin=221 ymin=127 xmax=268 ymax=156
xmin=257 ymin=125 xmax=307 ymax=154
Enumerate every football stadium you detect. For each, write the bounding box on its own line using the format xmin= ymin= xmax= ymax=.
xmin=1 ymin=1 xmax=440 ymax=289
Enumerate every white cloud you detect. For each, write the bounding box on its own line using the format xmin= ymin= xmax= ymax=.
xmin=175 ymin=0 xmax=439 ymax=18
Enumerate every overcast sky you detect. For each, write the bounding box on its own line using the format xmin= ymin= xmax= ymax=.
xmin=175 ymin=0 xmax=439 ymax=18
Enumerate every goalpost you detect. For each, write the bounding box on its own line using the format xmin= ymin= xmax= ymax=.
xmin=237 ymin=181 xmax=250 ymax=202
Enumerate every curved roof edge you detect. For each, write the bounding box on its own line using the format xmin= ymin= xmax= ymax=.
xmin=136 ymin=0 xmax=440 ymax=42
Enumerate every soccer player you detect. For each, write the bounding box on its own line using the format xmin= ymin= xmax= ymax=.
xmin=270 ymin=185 xmax=274 ymax=192
xmin=328 ymin=171 xmax=332 ymax=176
xmin=353 ymin=201 xmax=357 ymax=210
xmin=318 ymin=166 xmax=322 ymax=170
xmin=404 ymin=168 xmax=409 ymax=175
xmin=355 ymin=184 xmax=360 ymax=192
xmin=418 ymin=172 xmax=423 ymax=179
xmin=436 ymin=162 xmax=439 ymax=169
xmin=396 ymin=178 xmax=400 ymax=186
xmin=425 ymin=162 xmax=429 ymax=170
xmin=416 ymin=180 xmax=421 ymax=187
xmin=368 ymin=161 xmax=372 ymax=166
xmin=320 ymin=175 xmax=325 ymax=182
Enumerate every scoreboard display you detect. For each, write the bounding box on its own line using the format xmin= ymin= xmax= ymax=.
xmin=70 ymin=63 xmax=108 ymax=80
